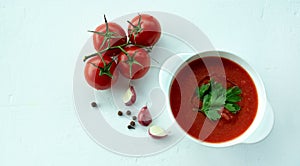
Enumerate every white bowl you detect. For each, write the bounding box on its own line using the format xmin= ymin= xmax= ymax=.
xmin=159 ymin=51 xmax=274 ymax=147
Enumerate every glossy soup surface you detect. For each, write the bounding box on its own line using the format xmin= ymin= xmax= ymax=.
xmin=169 ymin=56 xmax=258 ymax=143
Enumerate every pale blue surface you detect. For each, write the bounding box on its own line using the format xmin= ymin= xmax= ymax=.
xmin=1 ymin=0 xmax=300 ymax=165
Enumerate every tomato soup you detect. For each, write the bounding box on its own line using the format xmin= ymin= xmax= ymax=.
xmin=169 ymin=56 xmax=258 ymax=143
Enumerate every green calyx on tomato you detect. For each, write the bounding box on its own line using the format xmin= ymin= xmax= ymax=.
xmin=127 ymin=14 xmax=143 ymax=42
xmin=84 ymin=55 xmax=118 ymax=90
xmin=117 ymin=45 xmax=150 ymax=79
xmin=118 ymin=46 xmax=143 ymax=78
xmin=127 ymin=14 xmax=161 ymax=46
xmin=89 ymin=54 xmax=114 ymax=78
xmin=88 ymin=15 xmax=124 ymax=50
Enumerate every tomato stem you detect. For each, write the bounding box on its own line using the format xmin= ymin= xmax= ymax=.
xmin=83 ymin=53 xmax=98 ymax=62
xmin=87 ymin=30 xmax=105 ymax=35
xmin=83 ymin=43 xmax=129 ymax=62
xmin=83 ymin=43 xmax=152 ymax=62
xmin=117 ymin=46 xmax=128 ymax=55
xmin=104 ymin=15 xmax=108 ymax=31
xmin=127 ymin=21 xmax=136 ymax=28
xmin=98 ymin=53 xmax=106 ymax=67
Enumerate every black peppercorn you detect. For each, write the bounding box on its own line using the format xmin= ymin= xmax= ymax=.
xmin=132 ymin=116 xmax=137 ymax=120
xmin=126 ymin=110 xmax=131 ymax=116
xmin=117 ymin=111 xmax=123 ymax=116
xmin=130 ymin=121 xmax=135 ymax=126
xmin=91 ymin=102 xmax=97 ymax=107
xmin=127 ymin=125 xmax=135 ymax=129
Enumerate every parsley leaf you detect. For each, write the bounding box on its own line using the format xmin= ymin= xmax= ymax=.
xmin=195 ymin=80 xmax=242 ymax=121
xmin=201 ymin=93 xmax=211 ymax=112
xmin=206 ymin=107 xmax=221 ymax=121
xmin=198 ymin=80 xmax=226 ymax=121
xmin=226 ymin=86 xmax=242 ymax=96
xmin=225 ymin=103 xmax=240 ymax=114
xmin=210 ymin=80 xmax=226 ymax=107
xmin=201 ymin=94 xmax=222 ymax=120
xmin=196 ymin=83 xmax=210 ymax=99
xmin=226 ymin=95 xmax=241 ymax=103
xmin=226 ymin=86 xmax=242 ymax=102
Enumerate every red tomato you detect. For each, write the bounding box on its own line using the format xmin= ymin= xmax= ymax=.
xmin=91 ymin=16 xmax=127 ymax=57
xmin=128 ymin=14 xmax=161 ymax=46
xmin=84 ymin=55 xmax=118 ymax=90
xmin=117 ymin=46 xmax=151 ymax=79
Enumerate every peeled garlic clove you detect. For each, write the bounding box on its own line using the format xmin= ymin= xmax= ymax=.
xmin=123 ymin=85 xmax=136 ymax=106
xmin=148 ymin=125 xmax=168 ymax=138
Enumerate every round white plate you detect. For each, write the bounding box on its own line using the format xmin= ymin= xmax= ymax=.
xmin=73 ymin=11 xmax=215 ymax=156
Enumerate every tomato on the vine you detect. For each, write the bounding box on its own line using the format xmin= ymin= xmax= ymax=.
xmin=84 ymin=55 xmax=118 ymax=90
xmin=128 ymin=14 xmax=161 ymax=46
xmin=117 ymin=46 xmax=151 ymax=79
xmin=90 ymin=15 xmax=127 ymax=57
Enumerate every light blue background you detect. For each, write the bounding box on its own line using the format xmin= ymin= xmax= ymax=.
xmin=1 ymin=0 xmax=300 ymax=165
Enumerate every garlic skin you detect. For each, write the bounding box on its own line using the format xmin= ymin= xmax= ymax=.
xmin=138 ymin=106 xmax=152 ymax=126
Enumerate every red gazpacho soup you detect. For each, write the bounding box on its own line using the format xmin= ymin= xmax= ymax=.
xmin=170 ymin=56 xmax=258 ymax=143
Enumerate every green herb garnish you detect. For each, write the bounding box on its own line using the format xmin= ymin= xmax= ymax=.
xmin=195 ymin=79 xmax=242 ymax=121
xmin=196 ymin=83 xmax=210 ymax=99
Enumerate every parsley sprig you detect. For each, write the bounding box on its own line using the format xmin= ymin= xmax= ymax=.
xmin=195 ymin=79 xmax=242 ymax=121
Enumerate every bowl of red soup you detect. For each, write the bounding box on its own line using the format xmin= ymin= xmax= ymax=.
xmin=159 ymin=51 xmax=274 ymax=147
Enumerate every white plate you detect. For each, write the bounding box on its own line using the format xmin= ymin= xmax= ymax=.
xmin=73 ymin=11 xmax=215 ymax=156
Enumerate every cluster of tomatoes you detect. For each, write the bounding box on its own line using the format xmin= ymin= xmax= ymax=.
xmin=84 ymin=14 xmax=161 ymax=90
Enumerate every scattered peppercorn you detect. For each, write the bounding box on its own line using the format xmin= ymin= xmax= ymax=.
xmin=126 ymin=110 xmax=131 ymax=116
xmin=117 ymin=111 xmax=123 ymax=116
xmin=132 ymin=116 xmax=137 ymax=120
xmin=127 ymin=125 xmax=135 ymax=129
xmin=91 ymin=102 xmax=97 ymax=107
xmin=130 ymin=121 xmax=135 ymax=126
